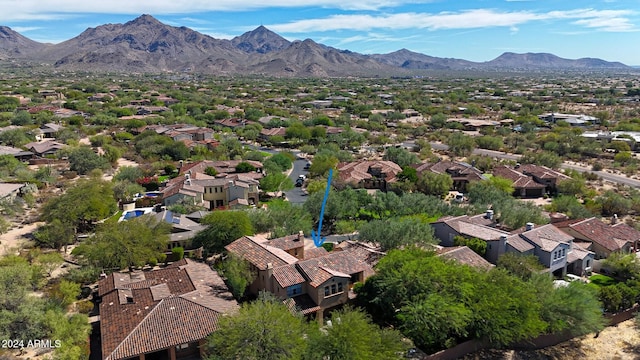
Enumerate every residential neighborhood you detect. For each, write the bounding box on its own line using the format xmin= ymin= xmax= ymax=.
xmin=2 ymin=70 xmax=640 ymax=360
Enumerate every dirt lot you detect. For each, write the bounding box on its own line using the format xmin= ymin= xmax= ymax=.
xmin=463 ymin=319 xmax=640 ymax=360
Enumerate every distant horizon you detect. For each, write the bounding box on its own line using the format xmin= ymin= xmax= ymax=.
xmin=1 ymin=1 xmax=639 ymax=65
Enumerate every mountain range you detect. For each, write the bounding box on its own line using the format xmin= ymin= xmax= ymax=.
xmin=0 ymin=14 xmax=631 ymax=76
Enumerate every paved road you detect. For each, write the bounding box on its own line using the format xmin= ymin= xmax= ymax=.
xmin=286 ymin=156 xmax=309 ymax=204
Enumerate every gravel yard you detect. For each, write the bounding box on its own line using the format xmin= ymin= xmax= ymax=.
xmin=464 ymin=319 xmax=640 ymax=360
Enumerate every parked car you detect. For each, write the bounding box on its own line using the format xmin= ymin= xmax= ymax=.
xmin=304 ymin=162 xmax=311 ymax=170
xmin=295 ymin=178 xmax=304 ymax=187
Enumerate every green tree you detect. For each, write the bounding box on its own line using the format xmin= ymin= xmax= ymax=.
xmin=220 ymin=254 xmax=255 ymax=300
xmin=397 ymin=166 xmax=418 ymax=183
xmin=497 ymin=253 xmax=544 ymax=280
xmin=41 ymin=179 xmax=118 ymax=234
xmin=530 ymin=274 xmax=605 ymax=335
xmin=72 ymin=215 xmax=171 ymax=271
xmin=205 ymin=294 xmax=309 ymax=360
xmin=306 ymin=307 xmax=409 ymax=360
xmin=0 ymin=128 xmax=32 ymax=147
xmin=520 ymin=151 xmax=562 ymax=169
xmin=171 ymin=246 xmax=184 ymax=261
xmin=48 ymin=279 xmax=81 ymax=308
xmin=193 ymin=211 xmax=254 ymax=255
xmin=488 ymin=176 xmax=514 ymax=196
xmin=248 ymin=200 xmax=312 ymax=239
xmin=383 ymin=147 xmax=419 ymax=167
xmin=264 ymin=153 xmax=293 ymax=172
xmin=416 ymin=172 xmax=453 ymax=197
xmin=446 ymin=132 xmax=475 ymax=157
xmin=358 ymin=217 xmax=437 ymax=251
xmin=35 ymin=251 xmax=64 ymax=276
xmin=259 ymin=171 xmax=294 ymax=193
xmin=236 ymin=161 xmax=257 ymax=173
xmin=113 ymin=180 xmax=145 ymax=203
xmin=33 ymin=219 xmax=75 ymax=250
xmin=66 ymin=146 xmax=110 ymax=175
xmin=309 ymin=153 xmax=338 ymax=178
xmin=113 ymin=165 xmax=144 ymax=183
xmin=45 ymin=310 xmax=91 ymax=360
xmin=557 ymin=177 xmax=587 ymax=196
xmin=453 ymin=236 xmax=487 ymax=256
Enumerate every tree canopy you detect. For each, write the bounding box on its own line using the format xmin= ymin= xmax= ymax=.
xmin=193 ymin=210 xmax=254 ymax=255
xmin=356 ymin=247 xmax=604 ymax=353
xmin=72 ymin=215 xmax=171 ymax=271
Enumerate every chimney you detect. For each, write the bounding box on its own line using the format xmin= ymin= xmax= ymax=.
xmin=525 ymin=222 xmax=534 ymax=231
xmin=293 ymin=231 xmax=306 ymax=259
xmin=266 ymin=263 xmax=274 ymax=292
xmin=612 ymin=214 xmax=618 ymax=224
xmin=485 ymin=209 xmax=494 ymax=220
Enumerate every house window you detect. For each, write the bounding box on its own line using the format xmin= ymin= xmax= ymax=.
xmin=287 ymin=284 xmax=302 ymax=297
xmin=324 ymin=286 xmax=330 ymax=296
xmin=331 ymin=284 xmax=337 ymax=294
xmin=337 ymin=282 xmax=343 ymax=293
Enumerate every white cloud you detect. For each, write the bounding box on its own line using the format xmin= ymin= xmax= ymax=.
xmin=268 ymin=8 xmax=637 ymax=33
xmin=0 ymin=0 xmax=434 ymax=21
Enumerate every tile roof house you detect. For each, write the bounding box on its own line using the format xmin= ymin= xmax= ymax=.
xmin=517 ymin=164 xmax=570 ymax=194
xmin=97 ymin=259 xmax=238 ymax=360
xmin=150 ymin=210 xmax=207 ymax=252
xmin=226 ymin=233 xmax=375 ymax=322
xmin=432 ymin=213 xmax=594 ymax=276
xmin=179 ymin=160 xmax=263 ymax=179
xmin=0 ymin=145 xmax=33 ymax=160
xmin=23 ymin=140 xmax=66 ymax=157
xmin=437 ymin=246 xmax=495 ymax=270
xmin=162 ymin=162 xmax=261 ymax=210
xmin=431 ymin=212 xmax=509 ymax=264
xmin=337 ymin=160 xmax=402 ymax=191
xmin=492 ymin=165 xmax=547 ymax=198
xmin=34 ymin=122 xmax=65 ymax=140
xmin=0 ymin=183 xmax=27 ymax=201
xmin=413 ymin=160 xmax=486 ymax=192
xmin=555 ymin=217 xmax=640 ymax=259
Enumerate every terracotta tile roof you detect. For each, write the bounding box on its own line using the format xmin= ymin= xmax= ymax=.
xmin=438 ymin=246 xmax=494 ymax=270
xmin=180 ymin=160 xmax=263 ymax=176
xmin=492 ymin=166 xmax=546 ymax=189
xmin=415 ymin=160 xmax=485 ymax=181
xmin=267 ymin=233 xmax=305 ymax=251
xmin=334 ymin=241 xmax=386 ymax=267
xmin=283 ymin=294 xmax=322 ymax=315
xmin=272 ymin=264 xmax=306 ymax=288
xmin=99 ymin=259 xmax=238 ymax=360
xmin=296 ymin=251 xmax=373 ymax=287
xmin=559 ymin=217 xmax=639 ymax=252
xmin=106 ymin=296 xmax=223 ymax=360
xmin=518 ymin=164 xmax=570 ymax=181
xmin=225 ymin=235 xmax=298 ymax=270
xmin=260 ymin=127 xmax=287 ymax=137
xmin=337 ymin=160 xmax=402 ymax=184
xmin=303 ymin=247 xmax=329 ymax=259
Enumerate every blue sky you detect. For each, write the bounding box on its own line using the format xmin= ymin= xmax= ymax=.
xmin=1 ymin=1 xmax=639 ymax=65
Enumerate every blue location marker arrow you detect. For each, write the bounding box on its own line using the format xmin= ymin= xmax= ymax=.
xmin=311 ymin=169 xmax=333 ymax=247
